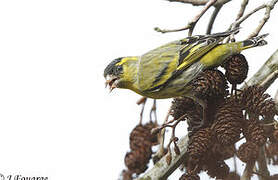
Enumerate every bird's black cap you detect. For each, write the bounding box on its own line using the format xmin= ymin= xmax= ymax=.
xmin=104 ymin=57 xmax=123 ymax=78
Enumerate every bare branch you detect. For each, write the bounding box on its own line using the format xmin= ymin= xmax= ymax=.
xmin=225 ymin=0 xmax=248 ymax=42
xmin=248 ymin=0 xmax=278 ymax=38
xmin=155 ymin=0 xmax=217 ymax=35
xmin=136 ymin=135 xmax=190 ymax=180
xmin=167 ymin=0 xmax=231 ymax=7
xmin=236 ymin=0 xmax=249 ymax=21
xmin=167 ymin=0 xmax=208 ymax=6
xmin=206 ymin=4 xmax=223 ymax=34
xmin=259 ymin=69 xmax=278 ymax=91
xmin=227 ymin=0 xmax=278 ymax=42
xmin=245 ymin=49 xmax=278 ymax=90
xmin=231 ymin=4 xmax=267 ymax=31
xmin=225 ymin=0 xmax=252 ymax=42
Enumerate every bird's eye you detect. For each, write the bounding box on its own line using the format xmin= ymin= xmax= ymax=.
xmin=117 ymin=66 xmax=123 ymax=72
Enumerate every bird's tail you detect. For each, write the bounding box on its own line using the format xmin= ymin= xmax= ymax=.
xmin=240 ymin=34 xmax=268 ymax=50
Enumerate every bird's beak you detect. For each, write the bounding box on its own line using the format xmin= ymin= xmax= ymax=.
xmin=105 ymin=75 xmax=118 ymax=93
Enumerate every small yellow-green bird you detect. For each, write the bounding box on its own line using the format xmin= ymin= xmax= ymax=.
xmin=104 ymin=29 xmax=267 ymax=124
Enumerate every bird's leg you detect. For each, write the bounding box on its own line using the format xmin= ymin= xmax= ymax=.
xmin=150 ymin=99 xmax=158 ymax=123
xmin=137 ymin=97 xmax=147 ymax=125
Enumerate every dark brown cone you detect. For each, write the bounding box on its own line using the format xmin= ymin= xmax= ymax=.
xmin=190 ymin=69 xmax=229 ymax=100
xmin=212 ymin=99 xmax=243 ymax=146
xmin=170 ymin=97 xmax=204 ymax=134
xmin=224 ymin=172 xmax=240 ymax=180
xmin=144 ymin=122 xmax=159 ymax=145
xmin=129 ymin=124 xmax=152 ymax=151
xmin=124 ymin=147 xmax=151 ymax=175
xmin=211 ymin=143 xmax=236 ymax=160
xmin=170 ymin=97 xmax=195 ymax=120
xmin=187 ymin=128 xmax=213 ymax=165
xmin=237 ymin=141 xmax=259 ymax=163
xmin=120 ymin=170 xmax=133 ymax=180
xmin=179 ymin=173 xmax=200 ymax=180
xmin=244 ymin=121 xmax=266 ymax=146
xmin=240 ymin=85 xmax=277 ymax=118
xmin=223 ymin=54 xmax=248 ymax=85
xmin=205 ymin=160 xmax=230 ymax=179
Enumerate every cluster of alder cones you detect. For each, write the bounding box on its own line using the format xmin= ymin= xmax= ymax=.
xmin=120 ymin=54 xmax=278 ymax=180
xmin=173 ymin=54 xmax=278 ymax=179
xmin=121 ymin=122 xmax=159 ymax=180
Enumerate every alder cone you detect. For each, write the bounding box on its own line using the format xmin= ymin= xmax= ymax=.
xmin=223 ymin=54 xmax=248 ymax=85
xmin=204 ymin=158 xmax=230 ymax=179
xmin=212 ymin=100 xmax=243 ymax=146
xmin=237 ymin=142 xmax=259 ymax=163
xmin=124 ymin=147 xmax=151 ymax=175
xmin=171 ymin=97 xmax=204 ymax=134
xmin=244 ymin=121 xmax=266 ymax=146
xmin=171 ymin=97 xmax=195 ymax=120
xmin=144 ymin=121 xmax=159 ymax=145
xmin=129 ymin=124 xmax=152 ymax=151
xmin=240 ymin=85 xmax=277 ymax=118
xmin=190 ymin=69 xmax=228 ymax=100
xmin=187 ymin=128 xmax=213 ymax=163
xmin=179 ymin=173 xmax=200 ymax=180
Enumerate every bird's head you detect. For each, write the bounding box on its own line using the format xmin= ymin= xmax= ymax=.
xmin=104 ymin=57 xmax=138 ymax=92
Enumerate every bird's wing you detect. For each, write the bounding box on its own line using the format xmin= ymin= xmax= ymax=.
xmin=137 ymin=40 xmax=185 ymax=91
xmin=138 ymin=29 xmax=239 ymax=91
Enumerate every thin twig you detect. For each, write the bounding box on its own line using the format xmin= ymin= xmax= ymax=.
xmin=155 ymin=0 xmax=217 ymax=35
xmin=225 ymin=0 xmax=249 ymax=42
xmin=236 ymin=0 xmax=249 ymax=21
xmin=167 ymin=0 xmax=208 ymax=6
xmin=167 ymin=0 xmax=231 ymax=7
xmin=230 ymin=4 xmax=267 ymax=31
xmin=248 ymin=0 xmax=278 ymax=38
xmin=228 ymin=0 xmax=278 ymax=41
xmin=137 ymin=97 xmax=147 ymax=124
xmin=206 ymin=4 xmax=223 ymax=34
